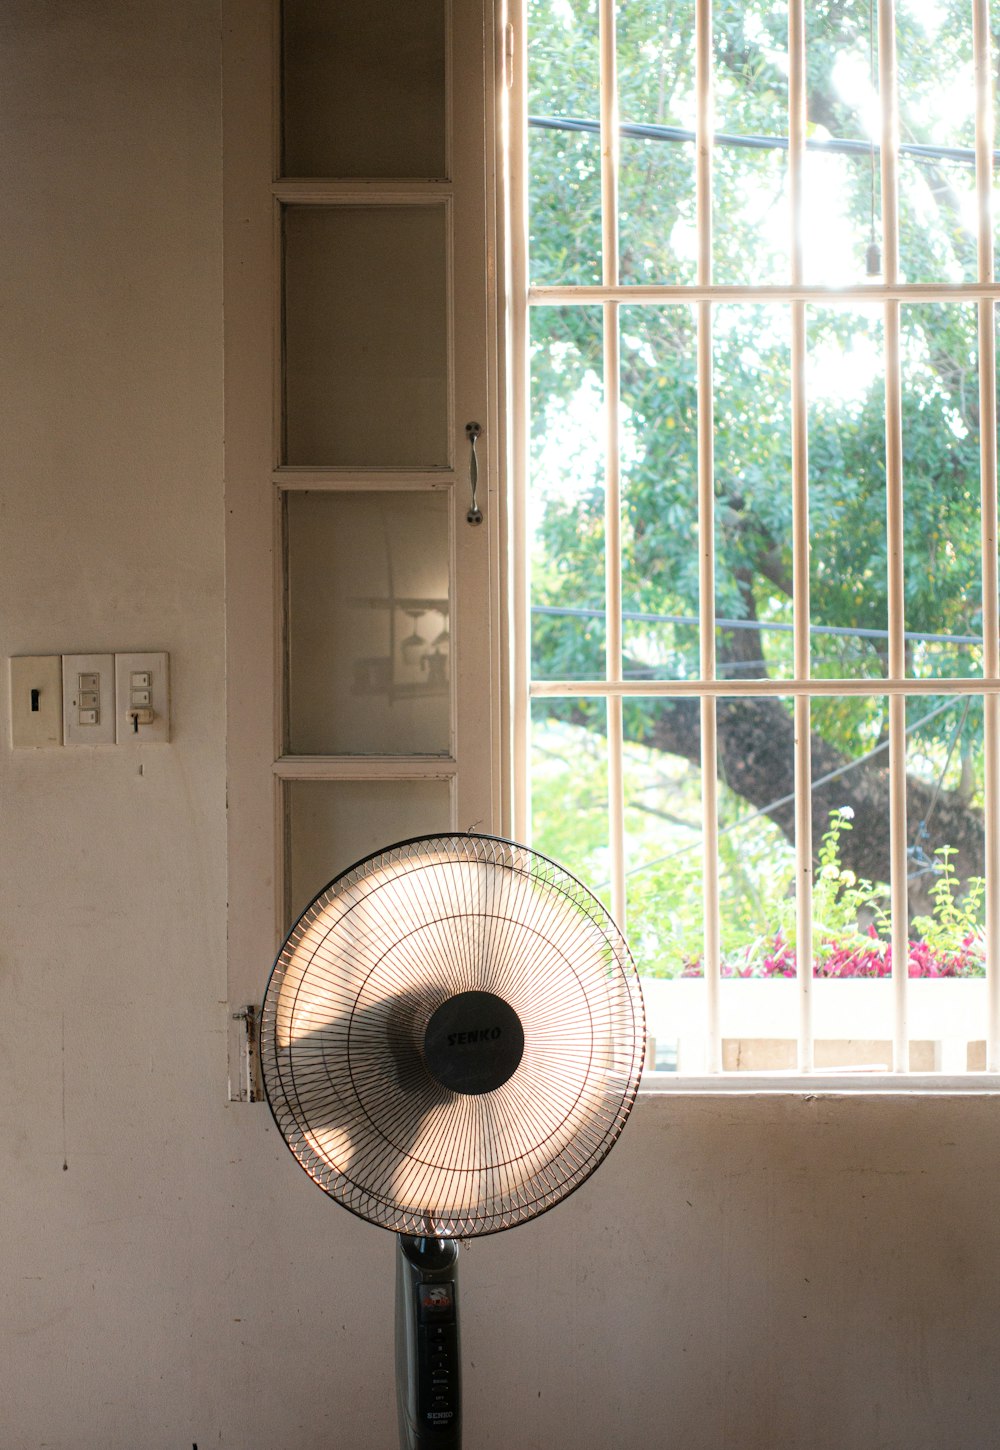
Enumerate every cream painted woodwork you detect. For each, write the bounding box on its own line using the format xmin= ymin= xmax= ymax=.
xmin=223 ymin=0 xmax=502 ymax=1047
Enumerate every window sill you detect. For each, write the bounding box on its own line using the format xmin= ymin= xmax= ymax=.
xmin=639 ymin=1070 xmax=1000 ymax=1094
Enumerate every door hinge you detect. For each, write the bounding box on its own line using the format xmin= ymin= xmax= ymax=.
xmin=229 ymin=1003 xmax=264 ymax=1103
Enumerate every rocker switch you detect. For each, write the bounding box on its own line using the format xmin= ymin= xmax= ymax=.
xmin=115 ymin=652 xmax=169 ymax=743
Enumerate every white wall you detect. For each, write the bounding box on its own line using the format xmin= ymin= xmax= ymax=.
xmin=2 ymin=5 xmax=999 ymax=1448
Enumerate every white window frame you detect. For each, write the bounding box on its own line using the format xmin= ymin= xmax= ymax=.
xmin=503 ymin=0 xmax=1000 ymax=1087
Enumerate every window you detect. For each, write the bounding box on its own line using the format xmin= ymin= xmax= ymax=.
xmin=508 ymin=0 xmax=1000 ymax=1077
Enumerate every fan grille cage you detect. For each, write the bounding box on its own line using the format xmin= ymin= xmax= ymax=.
xmin=260 ymin=833 xmax=645 ymax=1237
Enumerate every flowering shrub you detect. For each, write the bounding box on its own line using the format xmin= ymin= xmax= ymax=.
xmin=679 ymin=807 xmax=986 ymax=979
xmin=679 ymin=924 xmax=985 ymax=979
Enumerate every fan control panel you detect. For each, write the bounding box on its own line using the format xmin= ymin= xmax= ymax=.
xmin=396 ymin=1235 xmax=461 ymax=1449
xmin=417 ymin=1283 xmax=458 ymax=1430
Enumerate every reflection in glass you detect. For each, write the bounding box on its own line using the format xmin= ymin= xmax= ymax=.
xmin=286 ymin=492 xmax=451 ymax=755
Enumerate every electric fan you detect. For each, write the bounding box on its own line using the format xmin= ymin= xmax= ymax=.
xmin=260 ymin=832 xmax=644 ymax=1450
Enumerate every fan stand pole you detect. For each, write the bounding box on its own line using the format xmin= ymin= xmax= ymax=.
xmin=395 ymin=1235 xmax=461 ymax=1450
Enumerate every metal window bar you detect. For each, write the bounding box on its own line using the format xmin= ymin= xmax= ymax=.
xmin=695 ymin=0 xmax=722 ymax=1072
xmin=599 ymin=0 xmax=626 ymax=935
xmin=973 ymin=0 xmax=1000 ymax=1070
xmin=789 ymin=0 xmax=813 ymax=1070
xmin=877 ymin=0 xmax=910 ymax=1072
xmin=516 ymin=0 xmax=1000 ymax=1079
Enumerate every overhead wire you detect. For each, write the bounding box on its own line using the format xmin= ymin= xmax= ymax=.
xmin=530 ymin=114 xmax=996 ymax=169
xmin=583 ymin=693 xmax=970 ymax=887
xmin=532 ymin=602 xmax=985 ymax=649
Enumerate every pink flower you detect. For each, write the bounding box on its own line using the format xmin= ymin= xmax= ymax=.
xmin=675 ymin=929 xmax=984 ymax=979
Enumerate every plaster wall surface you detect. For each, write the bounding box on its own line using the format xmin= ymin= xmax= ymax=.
xmin=1 ymin=5 xmax=999 ymax=1449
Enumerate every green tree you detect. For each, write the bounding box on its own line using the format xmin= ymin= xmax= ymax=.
xmin=528 ymin=0 xmax=990 ymax=918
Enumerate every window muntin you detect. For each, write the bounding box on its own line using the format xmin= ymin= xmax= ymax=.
xmin=512 ymin=0 xmax=999 ymax=1078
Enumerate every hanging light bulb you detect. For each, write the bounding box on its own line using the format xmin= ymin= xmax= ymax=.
xmin=400 ymin=610 xmax=426 ymax=667
xmin=432 ymin=606 xmax=450 ymax=649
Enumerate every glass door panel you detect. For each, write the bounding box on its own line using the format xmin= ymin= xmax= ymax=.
xmin=286 ymin=490 xmax=452 ymax=755
xmin=283 ymin=204 xmax=450 ymax=467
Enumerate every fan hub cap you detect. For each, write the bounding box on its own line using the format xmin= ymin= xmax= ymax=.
xmin=423 ymin=990 xmax=524 ymax=1095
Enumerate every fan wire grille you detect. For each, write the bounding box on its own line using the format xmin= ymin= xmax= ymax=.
xmin=260 ymin=834 xmax=645 ymax=1237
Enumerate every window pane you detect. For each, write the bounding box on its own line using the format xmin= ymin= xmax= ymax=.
xmin=807 ymin=694 xmax=987 ymax=1070
xmin=714 ymin=305 xmax=793 ymax=681
xmin=529 ymin=697 xmax=610 ymax=903
xmin=896 ymin=0 xmax=978 ymax=285
xmin=803 ymin=4 xmax=882 ymax=286
xmin=907 ymin=692 xmax=986 ymax=1070
xmin=283 ymin=206 xmax=448 ymax=467
xmin=519 ymin=0 xmax=996 ymax=1080
xmin=620 ymin=304 xmax=700 ymax=679
xmin=623 ymin=698 xmax=704 ymax=976
xmin=703 ymin=696 xmax=798 ymax=1071
xmin=623 ymin=697 xmax=703 ymax=1075
xmin=906 ymin=691 xmax=984 ymax=946
xmin=286 ymin=779 xmax=452 ymax=926
xmin=808 ymin=305 xmax=888 ymax=680
xmin=286 ymin=491 xmax=451 ymax=756
xmin=530 ymin=306 xmax=606 ymax=681
xmin=281 ymin=0 xmax=446 ymax=179
xmin=901 ymin=303 xmax=984 ymax=679
xmin=528 ymin=0 xmax=602 ymax=286
xmin=617 ymin=0 xmax=696 ymax=285
xmin=712 ymin=0 xmax=790 ymax=284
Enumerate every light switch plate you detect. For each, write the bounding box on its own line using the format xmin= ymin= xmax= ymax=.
xmin=63 ymin=654 xmax=115 ymax=745
xmin=115 ymin=652 xmax=169 ymax=743
xmin=10 ymin=655 xmax=63 ymax=747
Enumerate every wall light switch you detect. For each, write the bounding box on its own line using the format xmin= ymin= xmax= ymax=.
xmin=115 ymin=652 xmax=169 ymax=743
xmin=62 ymin=654 xmax=115 ymax=744
xmin=10 ymin=655 xmax=63 ymax=747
